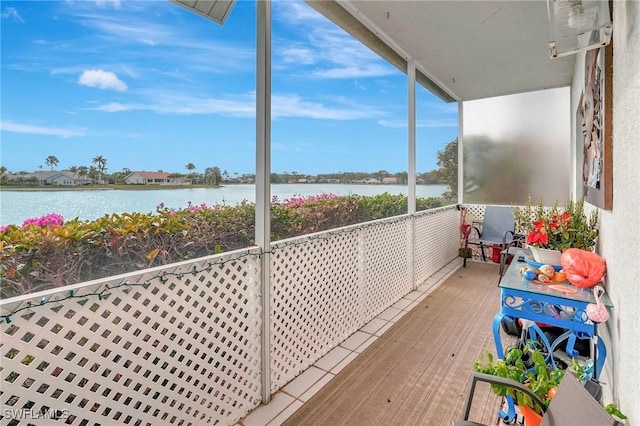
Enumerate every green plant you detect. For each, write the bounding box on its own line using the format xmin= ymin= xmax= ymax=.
xmin=475 ymin=343 xmax=627 ymax=420
xmin=474 ymin=341 xmax=564 ymax=415
xmin=513 ymin=197 xmax=598 ymax=252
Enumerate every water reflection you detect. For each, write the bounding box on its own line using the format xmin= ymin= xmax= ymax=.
xmin=0 ymin=183 xmax=448 ymax=226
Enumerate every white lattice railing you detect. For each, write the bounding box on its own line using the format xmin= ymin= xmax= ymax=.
xmin=414 ymin=207 xmax=461 ymax=284
xmin=0 ymin=249 xmax=264 ymax=426
xmin=1 ymin=206 xmax=460 ymax=425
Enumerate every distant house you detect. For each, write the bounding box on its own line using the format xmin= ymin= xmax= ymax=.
xmin=361 ymin=178 xmax=380 ymax=184
xmin=5 ymin=171 xmax=90 ymax=186
xmin=382 ymin=177 xmax=398 ymax=184
xmin=124 ymin=171 xmax=173 ymax=185
xmin=47 ymin=172 xmax=89 ymax=186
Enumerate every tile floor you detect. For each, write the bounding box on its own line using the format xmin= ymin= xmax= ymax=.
xmin=238 ymin=257 xmax=464 ymax=426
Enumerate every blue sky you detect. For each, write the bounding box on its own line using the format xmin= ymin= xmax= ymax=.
xmin=1 ymin=0 xmax=458 ymax=176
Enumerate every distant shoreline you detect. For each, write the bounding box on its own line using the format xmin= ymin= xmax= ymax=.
xmin=0 ymin=184 xmax=224 ymax=192
xmin=0 ymin=182 xmax=440 ymax=192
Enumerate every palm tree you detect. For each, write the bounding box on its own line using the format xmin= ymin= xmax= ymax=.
xmin=45 ymin=155 xmax=59 ymax=171
xmin=77 ymin=166 xmax=88 ymax=185
xmin=185 ymin=163 xmax=196 ymax=184
xmin=89 ymin=166 xmax=99 ymax=183
xmin=92 ymin=155 xmax=107 ymax=183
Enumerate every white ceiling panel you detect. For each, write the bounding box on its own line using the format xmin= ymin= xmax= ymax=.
xmin=308 ymin=0 xmax=576 ymax=102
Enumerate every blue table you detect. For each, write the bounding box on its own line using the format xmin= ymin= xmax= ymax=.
xmin=494 ymin=250 xmax=612 ymax=373
xmin=493 ymin=250 xmax=612 ymax=421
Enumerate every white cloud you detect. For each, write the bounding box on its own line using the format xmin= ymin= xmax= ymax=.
xmin=312 ymin=65 xmax=396 ymax=79
xmin=274 ymin=3 xmax=395 ymax=80
xmin=274 ymin=1 xmax=328 ymax=26
xmin=92 ymin=0 xmax=121 ymax=9
xmin=280 ymin=47 xmax=315 ymax=65
xmin=0 ymin=121 xmax=85 ymax=138
xmin=66 ymin=10 xmax=253 ymax=74
xmin=92 ymin=102 xmax=130 ymax=112
xmin=89 ymin=89 xmax=384 ymax=121
xmin=88 ymin=90 xmax=250 ymax=116
xmin=1 ymin=7 xmax=23 ymax=22
xmin=378 ymin=118 xmax=459 ymax=129
xmin=272 ymin=94 xmax=382 ymax=120
xmin=78 ymin=69 xmax=128 ymax=91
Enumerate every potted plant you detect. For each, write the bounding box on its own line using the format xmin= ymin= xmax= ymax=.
xmin=513 ymin=197 xmax=599 ymax=265
xmin=474 ymin=341 xmax=563 ymax=425
xmin=474 ymin=341 xmax=627 ymax=425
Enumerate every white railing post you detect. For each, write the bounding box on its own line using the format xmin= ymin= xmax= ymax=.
xmin=408 ymin=59 xmax=416 ymax=215
xmin=408 ymin=59 xmax=417 ymax=289
xmin=458 ymin=102 xmax=464 ymax=205
xmin=256 ymin=0 xmax=272 ymax=403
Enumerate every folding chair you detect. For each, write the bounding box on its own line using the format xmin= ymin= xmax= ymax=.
xmin=462 ymin=205 xmax=521 ymax=278
xmin=454 ymin=371 xmax=621 ymax=426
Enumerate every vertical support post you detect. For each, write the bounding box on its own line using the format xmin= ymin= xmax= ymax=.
xmin=256 ymin=0 xmax=272 ymax=403
xmin=408 ymin=60 xmax=417 ymax=215
xmin=457 ymin=102 xmax=464 ymax=205
xmin=408 ymin=59 xmax=417 ymax=290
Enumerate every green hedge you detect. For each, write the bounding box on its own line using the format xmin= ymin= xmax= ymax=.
xmin=0 ymin=193 xmax=444 ymax=297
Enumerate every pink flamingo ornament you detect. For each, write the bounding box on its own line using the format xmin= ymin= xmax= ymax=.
xmin=586 ymin=285 xmax=609 ymax=323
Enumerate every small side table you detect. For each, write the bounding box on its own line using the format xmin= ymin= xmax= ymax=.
xmin=494 ymin=250 xmax=612 ymax=378
xmin=492 ymin=250 xmax=612 ymax=423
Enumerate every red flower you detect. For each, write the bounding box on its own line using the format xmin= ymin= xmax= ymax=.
xmin=527 ymin=229 xmax=549 ymax=245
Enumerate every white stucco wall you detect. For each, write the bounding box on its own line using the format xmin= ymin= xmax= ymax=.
xmin=570 ymin=2 xmax=640 ymax=423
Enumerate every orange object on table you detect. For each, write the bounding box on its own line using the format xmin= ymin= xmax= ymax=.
xmin=560 ymin=249 xmax=606 ymax=288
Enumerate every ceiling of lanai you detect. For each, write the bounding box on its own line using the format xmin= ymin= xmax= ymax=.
xmin=306 ymin=0 xmax=577 ymax=102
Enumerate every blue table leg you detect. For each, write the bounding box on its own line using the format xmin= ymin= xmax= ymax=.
xmin=493 ymin=312 xmax=505 ymax=358
xmin=565 ymin=333 xmax=579 ymax=357
xmin=499 ymin=396 xmax=518 ymax=423
xmin=518 ymin=319 xmax=557 ymax=370
xmin=493 ymin=312 xmax=519 ymax=423
xmin=595 ymin=336 xmax=606 ymax=379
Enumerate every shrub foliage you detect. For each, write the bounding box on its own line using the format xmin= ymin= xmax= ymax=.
xmin=0 ymin=193 xmax=443 ymax=297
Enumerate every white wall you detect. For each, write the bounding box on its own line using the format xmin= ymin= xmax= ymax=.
xmin=570 ymin=2 xmax=640 ymax=423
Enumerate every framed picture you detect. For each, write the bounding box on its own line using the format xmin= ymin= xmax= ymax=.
xmin=579 ymin=43 xmax=612 ymax=210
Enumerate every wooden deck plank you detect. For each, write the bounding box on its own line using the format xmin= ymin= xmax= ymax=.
xmin=282 ymin=262 xmax=508 ymax=426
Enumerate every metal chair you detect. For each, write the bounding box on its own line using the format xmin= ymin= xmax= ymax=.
xmin=454 ymin=371 xmax=621 ymax=426
xmin=462 ymin=205 xmax=520 ymax=277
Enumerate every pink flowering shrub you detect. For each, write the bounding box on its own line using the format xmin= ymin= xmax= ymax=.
xmin=0 ymin=193 xmax=443 ymax=297
xmin=21 ymin=213 xmax=64 ymax=228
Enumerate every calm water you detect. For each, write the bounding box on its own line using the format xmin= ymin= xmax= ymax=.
xmin=0 ymin=183 xmax=447 ymax=226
